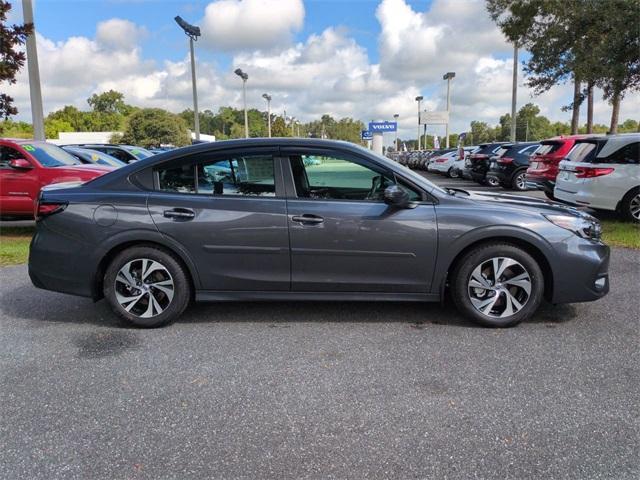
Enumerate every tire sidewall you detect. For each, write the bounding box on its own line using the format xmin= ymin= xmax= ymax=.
xmin=451 ymin=244 xmax=545 ymax=327
xmin=512 ymin=170 xmax=527 ymax=191
xmin=103 ymin=246 xmax=191 ymax=328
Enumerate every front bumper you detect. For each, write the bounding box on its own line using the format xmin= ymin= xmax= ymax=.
xmin=550 ymin=235 xmax=610 ymax=304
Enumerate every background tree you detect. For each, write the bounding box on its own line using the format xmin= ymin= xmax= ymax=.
xmin=0 ymin=0 xmax=33 ymax=118
xmin=120 ymin=108 xmax=190 ymax=147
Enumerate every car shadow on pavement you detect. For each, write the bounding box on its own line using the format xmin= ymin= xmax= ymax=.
xmin=0 ymin=283 xmax=576 ymax=329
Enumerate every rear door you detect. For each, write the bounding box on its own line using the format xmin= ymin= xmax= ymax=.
xmin=147 ymin=147 xmax=291 ymax=291
xmin=281 ymin=147 xmax=438 ymax=293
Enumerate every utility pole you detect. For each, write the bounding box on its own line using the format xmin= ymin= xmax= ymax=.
xmin=234 ymin=69 xmax=249 ymax=138
xmin=175 ymin=16 xmax=201 ymax=141
xmin=262 ymin=93 xmax=272 ymax=137
xmin=443 ymin=72 xmax=455 ymax=148
xmin=415 ymin=96 xmax=423 ymax=150
xmin=22 ymin=0 xmax=45 ymax=140
xmin=510 ymin=43 xmax=518 ymax=142
xmin=393 ymin=113 xmax=399 ymax=151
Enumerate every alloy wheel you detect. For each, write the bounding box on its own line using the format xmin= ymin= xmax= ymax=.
xmin=486 ymin=177 xmax=499 ymax=187
xmin=630 ymin=193 xmax=640 ymax=220
xmin=114 ymin=258 xmax=174 ymax=318
xmin=515 ymin=173 xmax=527 ymax=190
xmin=468 ymin=257 xmax=532 ymax=319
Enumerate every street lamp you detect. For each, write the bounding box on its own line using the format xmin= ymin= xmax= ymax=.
xmin=175 ymin=15 xmax=201 ymax=141
xmin=443 ymin=72 xmax=455 ymax=148
xmin=393 ymin=113 xmax=399 ymax=152
xmin=415 ymin=96 xmax=423 ymax=150
xmin=234 ymin=68 xmax=249 ymax=138
xmin=262 ymin=93 xmax=272 ymax=137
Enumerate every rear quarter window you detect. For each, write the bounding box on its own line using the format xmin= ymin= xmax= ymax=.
xmin=600 ymin=142 xmax=639 ymax=165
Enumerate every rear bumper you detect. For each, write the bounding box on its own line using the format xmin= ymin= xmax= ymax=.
xmin=28 ymin=223 xmax=95 ymax=298
xmin=470 ymin=170 xmax=486 ymax=183
xmin=550 ymin=236 xmax=610 ymax=304
xmin=526 ymin=177 xmax=555 ymax=195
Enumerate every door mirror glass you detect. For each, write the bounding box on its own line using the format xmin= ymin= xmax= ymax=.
xmin=9 ymin=158 xmax=33 ymax=170
xmin=384 ymin=184 xmax=410 ymax=208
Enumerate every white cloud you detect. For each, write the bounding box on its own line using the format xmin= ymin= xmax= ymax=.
xmin=200 ymin=0 xmax=304 ymax=52
xmin=96 ymin=18 xmax=147 ymax=51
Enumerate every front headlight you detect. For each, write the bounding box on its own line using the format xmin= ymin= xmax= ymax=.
xmin=544 ymin=214 xmax=601 ymax=240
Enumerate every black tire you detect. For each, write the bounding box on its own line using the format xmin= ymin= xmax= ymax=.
xmin=544 ymin=190 xmax=556 ymax=201
xmin=620 ymin=187 xmax=640 ymax=223
xmin=103 ymin=245 xmax=192 ymax=328
xmin=485 ymin=176 xmax=499 ymax=187
xmin=447 ymin=167 xmax=458 ymax=178
xmin=511 ymin=170 xmax=528 ymax=191
xmin=450 ymin=243 xmax=545 ymax=327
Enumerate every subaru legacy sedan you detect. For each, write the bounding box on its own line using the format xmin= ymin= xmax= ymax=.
xmin=29 ymin=138 xmax=609 ymax=328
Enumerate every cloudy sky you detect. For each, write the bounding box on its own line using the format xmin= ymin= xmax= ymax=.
xmin=6 ymin=0 xmax=639 ymax=141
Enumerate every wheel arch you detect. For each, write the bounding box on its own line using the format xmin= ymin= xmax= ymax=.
xmin=91 ymin=232 xmax=201 ymax=301
xmin=439 ymin=234 xmax=555 ymax=303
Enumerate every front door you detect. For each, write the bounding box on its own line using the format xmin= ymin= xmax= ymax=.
xmin=281 ymin=149 xmax=438 ymax=293
xmin=147 ymin=149 xmax=290 ymax=291
xmin=0 ymin=145 xmax=39 ymax=217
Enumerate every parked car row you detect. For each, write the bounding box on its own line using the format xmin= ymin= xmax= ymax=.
xmin=0 ymin=139 xmax=157 ymax=219
xmin=393 ymin=133 xmax=639 ymax=221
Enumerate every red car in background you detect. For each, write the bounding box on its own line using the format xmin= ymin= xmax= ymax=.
xmin=525 ymin=134 xmax=602 ymax=200
xmin=0 ymin=138 xmax=112 ymax=219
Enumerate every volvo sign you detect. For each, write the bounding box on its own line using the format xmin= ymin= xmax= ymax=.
xmin=368 ymin=121 xmax=397 ymax=132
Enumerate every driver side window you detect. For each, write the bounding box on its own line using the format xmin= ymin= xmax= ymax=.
xmin=290 ymin=154 xmax=419 ymax=201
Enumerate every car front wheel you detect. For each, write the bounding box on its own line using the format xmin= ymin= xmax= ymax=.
xmin=512 ymin=171 xmax=528 ymax=191
xmin=103 ymin=245 xmax=192 ymax=327
xmin=450 ymin=243 xmax=545 ymax=327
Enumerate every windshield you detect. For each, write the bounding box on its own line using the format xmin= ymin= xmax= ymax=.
xmin=71 ymin=148 xmax=126 ymax=167
xmin=124 ymin=147 xmax=154 ymax=159
xmin=360 ymin=144 xmax=447 ymax=195
xmin=23 ymin=143 xmax=82 ymax=167
xmin=566 ymin=142 xmax=598 ymax=163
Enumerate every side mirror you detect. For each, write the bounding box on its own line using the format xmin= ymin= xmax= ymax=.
xmin=9 ymin=158 xmax=33 ymax=170
xmin=383 ymin=184 xmax=411 ymax=208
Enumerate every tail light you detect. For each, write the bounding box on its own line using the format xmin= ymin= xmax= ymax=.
xmin=497 ymin=157 xmax=514 ymax=164
xmin=436 ymin=158 xmax=447 ymax=163
xmin=35 ymin=199 xmax=67 ymax=220
xmin=575 ymin=167 xmax=615 ymax=178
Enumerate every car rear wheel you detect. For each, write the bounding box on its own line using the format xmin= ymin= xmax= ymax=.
xmin=447 ymin=167 xmax=459 ymax=178
xmin=621 ymin=188 xmax=640 ymax=223
xmin=103 ymin=246 xmax=191 ymax=327
xmin=486 ymin=176 xmax=500 ymax=187
xmin=450 ymin=243 xmax=545 ymax=327
xmin=512 ymin=171 xmax=528 ymax=191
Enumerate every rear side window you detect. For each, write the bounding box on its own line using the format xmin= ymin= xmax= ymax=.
xmin=601 ymin=142 xmax=639 ymax=165
xmin=566 ymin=142 xmax=598 ymax=163
xmin=535 ymin=142 xmax=561 ymax=155
xmin=157 ymin=155 xmax=276 ymax=197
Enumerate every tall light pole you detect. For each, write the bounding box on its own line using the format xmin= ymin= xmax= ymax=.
xmin=443 ymin=72 xmax=455 ymax=148
xmin=22 ymin=0 xmax=44 ymax=140
xmin=415 ymin=95 xmax=423 ymax=150
xmin=262 ymin=93 xmax=272 ymax=137
xmin=393 ymin=113 xmax=399 ymax=152
xmin=510 ymin=44 xmax=518 ymax=142
xmin=234 ymin=68 xmax=249 ymax=138
xmin=175 ymin=16 xmax=201 ymax=141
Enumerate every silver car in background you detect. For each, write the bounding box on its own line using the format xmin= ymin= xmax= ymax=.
xmin=555 ymin=134 xmax=640 ymax=221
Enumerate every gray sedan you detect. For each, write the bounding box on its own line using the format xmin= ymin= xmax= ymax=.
xmin=28 ymin=138 xmax=609 ymax=328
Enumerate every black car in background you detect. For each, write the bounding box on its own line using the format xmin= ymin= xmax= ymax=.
xmin=62 ymin=144 xmax=155 ymax=164
xmin=486 ymin=142 xmax=540 ymax=190
xmin=462 ymin=142 xmax=509 ymax=183
xmin=61 ymin=146 xmax=127 ymax=168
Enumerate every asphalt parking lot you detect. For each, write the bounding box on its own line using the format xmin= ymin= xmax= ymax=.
xmin=1 ymin=175 xmax=638 ymax=479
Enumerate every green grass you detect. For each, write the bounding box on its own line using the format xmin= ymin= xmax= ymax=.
xmin=0 ymin=226 xmax=35 ymax=267
xmin=0 ymin=218 xmax=637 ymax=268
xmin=601 ymin=220 xmax=640 ymax=249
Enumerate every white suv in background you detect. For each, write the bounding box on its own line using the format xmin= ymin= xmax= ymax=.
xmin=428 ymin=146 xmax=478 ymax=177
xmin=555 ymin=134 xmax=640 ymax=221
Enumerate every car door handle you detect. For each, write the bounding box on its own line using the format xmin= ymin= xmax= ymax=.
xmin=163 ymin=208 xmax=195 ymax=220
xmin=291 ymin=214 xmax=324 ymax=224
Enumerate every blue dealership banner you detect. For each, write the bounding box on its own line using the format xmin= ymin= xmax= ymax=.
xmin=361 ymin=130 xmax=373 ymax=140
xmin=368 ymin=121 xmax=397 ymax=132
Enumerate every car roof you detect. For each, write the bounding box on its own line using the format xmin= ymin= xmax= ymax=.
xmin=574 ymin=133 xmax=640 ymax=158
